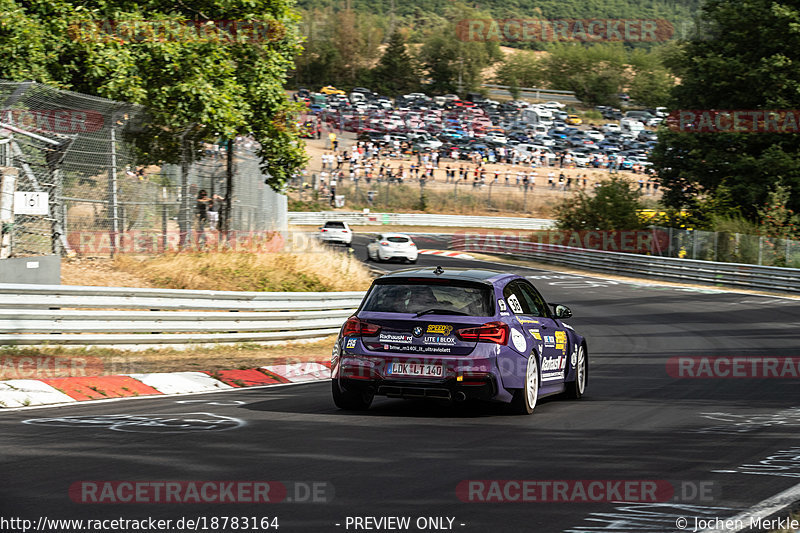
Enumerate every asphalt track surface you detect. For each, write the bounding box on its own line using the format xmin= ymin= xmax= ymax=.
xmin=2 ymin=236 xmax=800 ymax=533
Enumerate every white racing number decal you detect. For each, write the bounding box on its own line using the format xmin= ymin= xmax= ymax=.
xmin=571 ymin=347 xmax=578 ymax=368
xmin=497 ymin=299 xmax=507 ymax=312
xmin=510 ymin=328 xmax=526 ymax=353
xmin=506 ymin=294 xmax=524 ymax=314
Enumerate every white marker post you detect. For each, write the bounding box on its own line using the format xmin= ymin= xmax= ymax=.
xmin=0 ymin=168 xmax=18 ymax=259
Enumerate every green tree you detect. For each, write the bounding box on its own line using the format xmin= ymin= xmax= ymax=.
xmin=418 ymin=3 xmax=501 ymax=95
xmin=371 ymin=30 xmax=419 ymax=96
xmin=1 ymin=0 xmax=307 ymax=190
xmin=555 ymin=176 xmax=646 ymax=230
xmin=538 ymin=43 xmax=627 ymax=106
xmin=758 ymin=183 xmax=799 ymax=240
xmin=495 ymin=51 xmax=542 ymax=89
xmin=651 ymin=0 xmax=800 ymax=220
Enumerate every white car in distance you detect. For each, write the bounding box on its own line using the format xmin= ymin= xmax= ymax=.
xmin=366 ymin=233 xmax=418 ymax=263
xmin=319 ymin=221 xmax=353 ymax=246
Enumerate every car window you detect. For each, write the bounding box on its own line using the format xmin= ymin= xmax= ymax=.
xmin=516 ymin=280 xmax=549 ymax=317
xmin=324 ymin=221 xmax=345 ymax=229
xmin=502 ymin=281 xmax=533 ymax=315
xmin=361 ymin=280 xmax=492 ymax=316
xmin=387 ymin=236 xmax=409 ymax=243
xmin=503 ymin=280 xmax=547 ymax=317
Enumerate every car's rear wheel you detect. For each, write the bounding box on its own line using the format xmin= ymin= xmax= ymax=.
xmin=566 ymin=344 xmax=587 ymax=399
xmin=332 ymin=380 xmax=373 ymax=410
xmin=510 ymin=353 xmax=538 ymax=415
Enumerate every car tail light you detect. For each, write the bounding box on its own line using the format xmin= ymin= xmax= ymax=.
xmin=321 ymin=228 xmax=328 ymax=232
xmin=342 ymin=230 xmax=349 ymax=233
xmin=456 ymin=321 xmax=509 ymax=345
xmin=380 ymin=241 xmax=389 ymax=246
xmin=341 ymin=316 xmax=381 ymax=337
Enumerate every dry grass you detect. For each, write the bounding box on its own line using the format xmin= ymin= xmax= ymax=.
xmin=102 ymin=245 xmax=373 ymax=292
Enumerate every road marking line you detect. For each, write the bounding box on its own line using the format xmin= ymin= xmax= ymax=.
xmin=700 ymin=481 xmax=800 ymax=532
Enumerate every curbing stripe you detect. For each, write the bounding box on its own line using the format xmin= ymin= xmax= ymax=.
xmin=0 ymin=379 xmax=77 ymax=407
xmin=417 ymin=249 xmax=474 ymax=260
xmin=125 ymin=371 xmax=234 ymax=395
xmin=203 ymin=368 xmax=286 ymax=387
xmin=0 ymin=362 xmax=332 ymax=409
xmin=40 ymin=376 xmax=162 ymax=401
xmin=262 ymin=362 xmax=331 ymax=383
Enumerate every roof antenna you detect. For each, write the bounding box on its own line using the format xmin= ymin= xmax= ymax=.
xmin=434 ymin=265 xmax=444 ymax=275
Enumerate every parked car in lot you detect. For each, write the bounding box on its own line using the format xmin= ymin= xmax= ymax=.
xmin=602 ymin=123 xmax=622 ymax=134
xmin=319 ymin=221 xmax=353 ymax=246
xmin=331 ymin=267 xmax=588 ymax=414
xmin=366 ymin=233 xmax=418 ymax=263
xmin=320 ymin=85 xmax=346 ymax=95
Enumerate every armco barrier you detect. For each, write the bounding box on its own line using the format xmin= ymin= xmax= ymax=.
xmin=0 ymin=283 xmax=366 ymax=347
xmin=452 ymin=234 xmax=800 ymax=294
xmin=288 ymin=212 xmax=554 ymax=230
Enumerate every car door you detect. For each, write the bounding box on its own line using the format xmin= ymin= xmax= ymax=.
xmin=502 ymin=280 xmax=567 ymax=384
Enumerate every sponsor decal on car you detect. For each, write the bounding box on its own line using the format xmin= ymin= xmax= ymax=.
xmin=345 ymin=338 xmax=358 ymax=349
xmin=518 ymin=318 xmax=539 ymax=325
xmin=543 ymin=335 xmax=555 ymax=348
xmin=412 ymin=326 xmax=424 ymax=337
xmin=378 ymin=344 xmax=453 ymax=354
xmin=571 ymin=346 xmax=578 ymax=367
xmin=378 ymin=333 xmax=413 ymax=344
xmin=424 ymin=335 xmax=457 ymax=345
xmin=427 ymin=324 xmax=454 ymax=336
xmin=555 ymin=330 xmax=568 ymax=354
xmin=510 ymin=328 xmax=527 ymax=353
xmin=530 ymin=329 xmax=542 ymax=341
xmin=542 ymin=356 xmax=567 ymax=380
xmin=497 ymin=299 xmax=507 ymax=312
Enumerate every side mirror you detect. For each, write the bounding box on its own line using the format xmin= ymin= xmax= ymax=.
xmin=552 ymin=304 xmax=572 ymax=319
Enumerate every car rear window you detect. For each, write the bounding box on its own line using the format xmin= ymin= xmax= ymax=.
xmin=324 ymin=222 xmax=345 ymax=229
xmin=387 ymin=236 xmax=409 ymax=243
xmin=361 ymin=280 xmax=493 ymax=316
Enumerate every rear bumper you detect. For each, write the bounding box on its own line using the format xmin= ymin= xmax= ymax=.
xmin=339 ymin=376 xmax=498 ymax=401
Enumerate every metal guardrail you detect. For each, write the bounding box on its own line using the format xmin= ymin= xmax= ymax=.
xmin=0 ymin=283 xmax=365 ymax=346
xmin=452 ymin=236 xmax=800 ymax=294
xmin=288 ymin=212 xmax=555 ymax=230
xmin=482 ymin=84 xmax=580 ymax=104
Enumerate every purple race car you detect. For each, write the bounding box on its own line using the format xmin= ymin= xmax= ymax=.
xmin=331 ymin=266 xmax=588 ymax=414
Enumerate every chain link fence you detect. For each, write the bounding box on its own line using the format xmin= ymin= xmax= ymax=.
xmin=650 ymin=226 xmax=800 ymax=268
xmin=0 ymin=80 xmax=287 ymax=258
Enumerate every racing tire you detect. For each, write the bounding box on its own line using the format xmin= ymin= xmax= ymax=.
xmin=332 ymin=379 xmax=374 ymax=410
xmin=510 ymin=353 xmax=539 ymax=415
xmin=565 ymin=344 xmax=587 ymax=399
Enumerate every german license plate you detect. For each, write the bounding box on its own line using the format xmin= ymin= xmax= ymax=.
xmin=386 ymin=362 xmax=443 ymax=377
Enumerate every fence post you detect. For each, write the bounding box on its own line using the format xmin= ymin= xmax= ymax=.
xmin=108 ymin=125 xmax=119 ymax=257
xmin=758 ymin=236 xmax=763 ymax=265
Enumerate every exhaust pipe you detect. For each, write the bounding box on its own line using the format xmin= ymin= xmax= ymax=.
xmin=454 ymin=391 xmax=467 ymax=402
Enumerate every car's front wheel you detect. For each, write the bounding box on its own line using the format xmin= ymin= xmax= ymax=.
xmin=510 ymin=353 xmax=539 ymax=415
xmin=565 ymin=344 xmax=587 ymax=399
xmin=332 ymin=380 xmax=373 ymax=410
